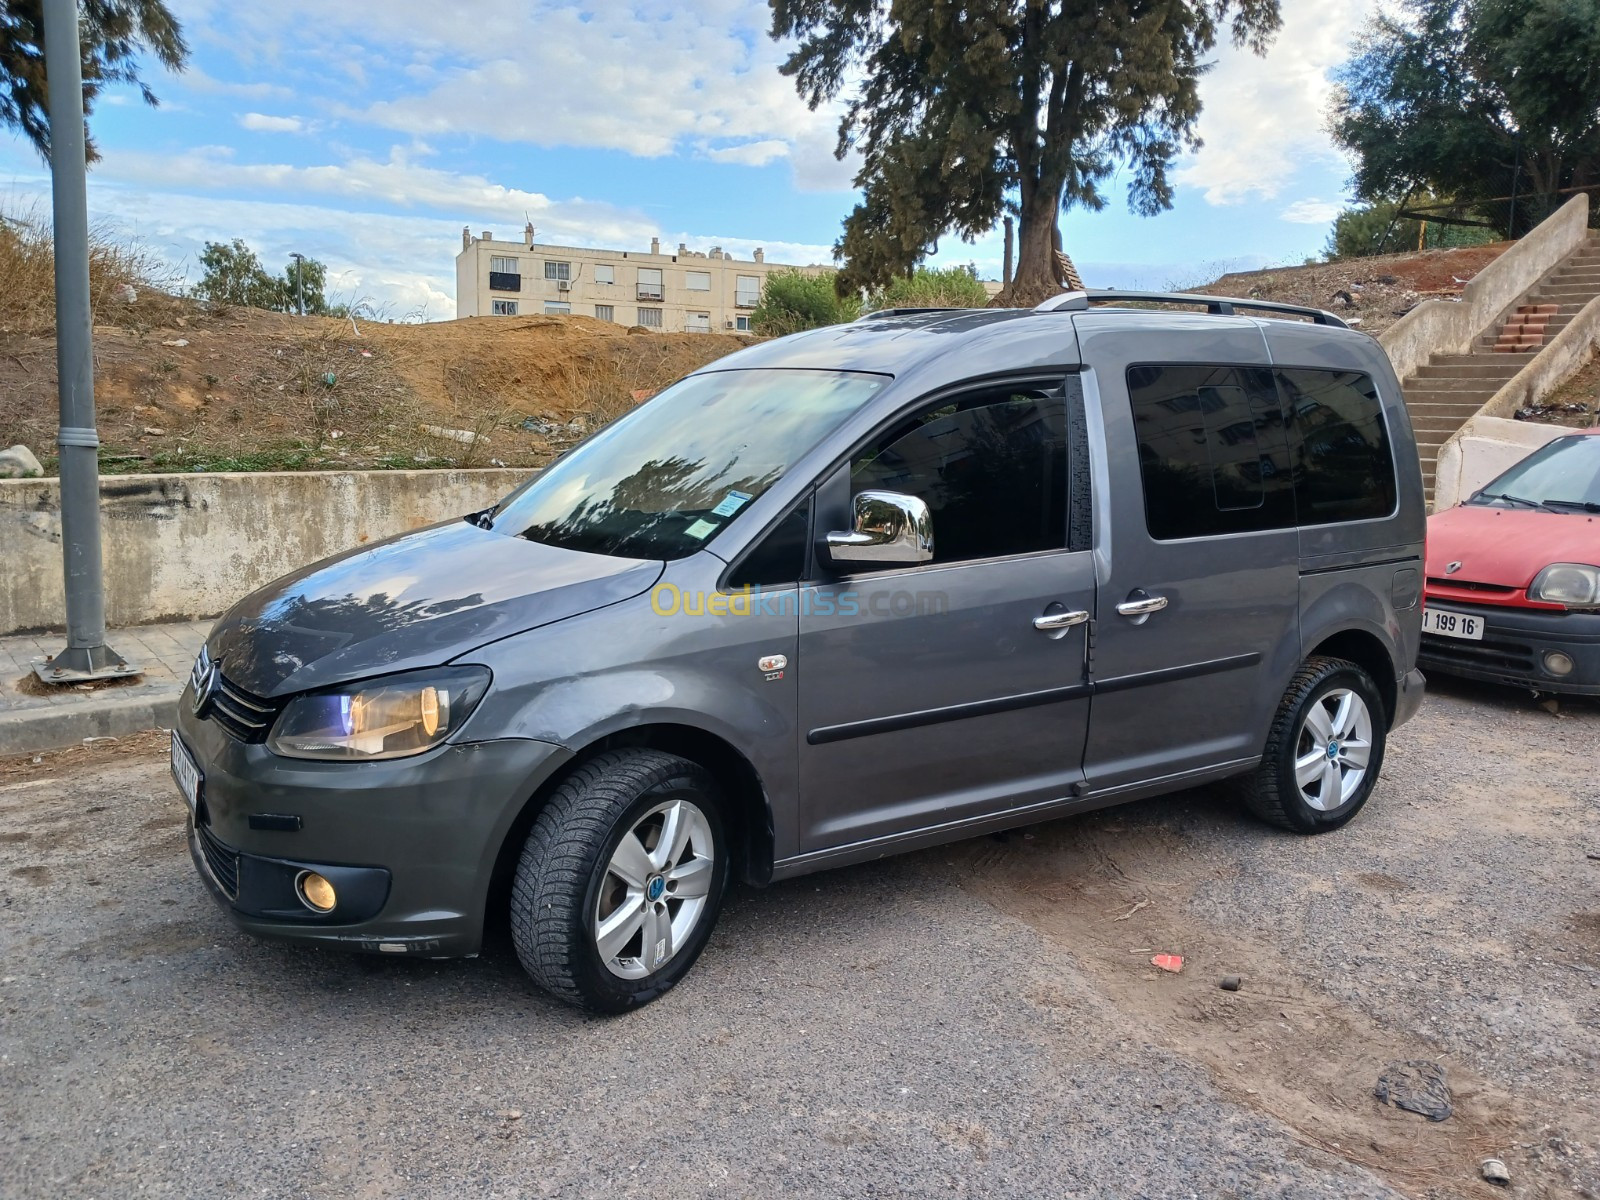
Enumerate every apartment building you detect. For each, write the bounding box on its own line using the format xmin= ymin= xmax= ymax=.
xmin=455 ymin=224 xmax=821 ymax=331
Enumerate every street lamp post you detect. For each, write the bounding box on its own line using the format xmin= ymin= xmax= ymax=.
xmin=290 ymin=252 xmax=306 ymax=316
xmin=32 ymin=0 xmax=137 ymax=684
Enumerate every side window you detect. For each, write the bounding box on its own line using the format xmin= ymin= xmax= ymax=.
xmin=1276 ymin=368 xmax=1396 ymax=524
xmin=727 ymin=498 xmax=812 ymax=590
xmin=850 ymin=385 xmax=1069 ymax=565
xmin=1127 ymin=364 xmax=1295 ymax=540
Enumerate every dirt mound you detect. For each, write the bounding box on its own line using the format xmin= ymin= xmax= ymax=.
xmin=0 ymin=301 xmax=754 ymax=474
xmin=1198 ymin=243 xmax=1513 ymax=338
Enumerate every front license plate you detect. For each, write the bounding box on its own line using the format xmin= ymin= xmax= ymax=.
xmin=1422 ymin=607 xmax=1484 ymax=641
xmin=170 ymin=731 xmax=202 ymax=817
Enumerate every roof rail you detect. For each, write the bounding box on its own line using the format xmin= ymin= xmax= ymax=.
xmin=1033 ymin=289 xmax=1348 ymax=328
xmin=854 ymin=307 xmax=961 ymax=321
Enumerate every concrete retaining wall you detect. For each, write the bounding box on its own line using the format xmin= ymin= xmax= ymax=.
xmin=1431 ymin=417 xmax=1575 ymax=511
xmin=0 ymin=467 xmax=529 ymax=636
xmin=1380 ymin=194 xmax=1592 ymax=385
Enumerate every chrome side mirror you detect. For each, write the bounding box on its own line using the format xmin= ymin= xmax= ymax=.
xmin=822 ymin=490 xmax=934 ymax=569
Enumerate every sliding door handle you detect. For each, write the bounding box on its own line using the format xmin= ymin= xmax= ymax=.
xmin=1033 ymin=610 xmax=1090 ymax=632
xmin=1116 ymin=593 xmax=1169 ymax=618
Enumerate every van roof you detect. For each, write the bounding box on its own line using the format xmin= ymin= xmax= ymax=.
xmin=707 ymin=291 xmax=1358 ymax=378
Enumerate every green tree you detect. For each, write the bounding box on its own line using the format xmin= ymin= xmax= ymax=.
xmin=871 ymin=265 xmax=990 ymax=310
xmin=1323 ymin=200 xmax=1497 ymax=260
xmin=769 ymin=0 xmax=1282 ymax=305
xmin=193 ymin=239 xmax=340 ymax=314
xmin=1 ymin=0 xmax=187 ymax=162
xmin=1331 ymin=0 xmax=1600 ymax=237
xmin=750 ymin=269 xmax=861 ymax=335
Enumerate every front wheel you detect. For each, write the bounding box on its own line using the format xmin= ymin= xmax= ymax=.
xmin=510 ymin=749 xmax=729 ymax=1012
xmin=1237 ymin=656 xmax=1388 ymax=833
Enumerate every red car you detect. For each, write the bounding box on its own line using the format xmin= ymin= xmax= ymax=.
xmin=1422 ymin=428 xmax=1600 ymax=695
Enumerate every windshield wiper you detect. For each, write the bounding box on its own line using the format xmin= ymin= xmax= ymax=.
xmin=1475 ymin=491 xmax=1554 ymax=511
xmin=1538 ymin=498 xmax=1600 ymax=513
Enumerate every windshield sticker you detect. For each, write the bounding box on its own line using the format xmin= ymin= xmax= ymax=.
xmin=684 ymin=518 xmax=718 ymax=540
xmin=710 ymin=490 xmax=752 ymax=518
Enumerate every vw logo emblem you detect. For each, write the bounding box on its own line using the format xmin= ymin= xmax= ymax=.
xmin=1445 ymin=561 xmax=1463 ymax=575
xmin=191 ymin=660 xmax=222 ymax=718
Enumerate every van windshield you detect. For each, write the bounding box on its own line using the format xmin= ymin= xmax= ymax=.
xmin=488 ymin=369 xmax=887 ymax=559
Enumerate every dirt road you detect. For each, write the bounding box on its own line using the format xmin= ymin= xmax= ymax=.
xmin=1 ymin=680 xmax=1596 ymax=1199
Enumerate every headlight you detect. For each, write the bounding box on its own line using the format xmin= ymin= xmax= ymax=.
xmin=267 ymin=666 xmax=491 ymax=761
xmin=1528 ymin=563 xmax=1600 ymax=608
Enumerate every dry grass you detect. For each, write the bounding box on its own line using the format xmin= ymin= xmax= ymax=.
xmin=0 ymin=202 xmax=183 ymax=337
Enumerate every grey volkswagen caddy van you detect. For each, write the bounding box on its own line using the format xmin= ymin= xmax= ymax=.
xmin=172 ymin=291 xmax=1425 ymax=1012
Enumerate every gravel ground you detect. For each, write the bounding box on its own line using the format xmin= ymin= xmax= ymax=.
xmin=1 ymin=678 xmax=1596 ymax=1199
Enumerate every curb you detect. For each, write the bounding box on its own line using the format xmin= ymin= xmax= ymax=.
xmin=0 ymin=689 xmax=179 ymax=756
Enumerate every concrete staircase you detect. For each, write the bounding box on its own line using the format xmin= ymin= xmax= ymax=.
xmin=1405 ymin=231 xmax=1600 ymax=502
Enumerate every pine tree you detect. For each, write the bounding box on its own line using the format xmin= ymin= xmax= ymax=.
xmin=769 ymin=0 xmax=1282 ymax=305
xmin=1 ymin=0 xmax=188 ymax=162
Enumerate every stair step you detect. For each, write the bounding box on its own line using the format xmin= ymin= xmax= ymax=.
xmin=1414 ymin=374 xmax=1520 ymax=391
xmin=1408 ymin=403 xmax=1489 ymax=419
xmin=1410 ymin=364 xmax=1523 ymax=380
xmin=1406 ymin=388 xmax=1499 ymax=402
xmin=1428 ymin=353 xmax=1536 ymax=366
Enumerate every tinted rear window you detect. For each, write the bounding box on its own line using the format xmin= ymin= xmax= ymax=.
xmin=1278 ymin=368 xmax=1396 ymax=524
xmin=1127 ymin=364 xmax=1295 ymax=540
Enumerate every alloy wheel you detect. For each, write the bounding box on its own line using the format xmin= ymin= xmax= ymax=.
xmin=593 ymin=798 xmax=716 ymax=980
xmin=1293 ymin=687 xmax=1373 ymax=812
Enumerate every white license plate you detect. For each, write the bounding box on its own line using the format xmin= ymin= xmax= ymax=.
xmin=1422 ymin=607 xmax=1484 ymax=641
xmin=170 ymin=731 xmax=202 ymax=817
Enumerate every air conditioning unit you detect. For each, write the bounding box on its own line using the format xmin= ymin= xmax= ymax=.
xmin=557 ymin=279 xmax=572 ymax=292
xmin=725 ymin=319 xmax=735 ymax=329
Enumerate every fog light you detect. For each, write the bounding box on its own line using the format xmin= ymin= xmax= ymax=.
xmin=297 ymin=870 xmax=337 ymax=913
xmin=1543 ymin=651 xmax=1575 ymax=677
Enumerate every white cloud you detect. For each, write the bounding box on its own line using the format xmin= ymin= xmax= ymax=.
xmin=173 ymin=0 xmax=853 ymax=191
xmin=1280 ymin=198 xmax=1342 ymax=224
xmin=703 ymin=140 xmax=791 ymax=167
xmin=1177 ymin=0 xmax=1375 ymax=205
xmin=238 ymin=113 xmax=306 ymax=134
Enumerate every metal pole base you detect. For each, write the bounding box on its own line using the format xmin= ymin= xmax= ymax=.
xmin=31 ymin=642 xmax=142 ymax=684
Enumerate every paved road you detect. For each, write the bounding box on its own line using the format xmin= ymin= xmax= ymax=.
xmin=1 ymin=679 xmax=1597 ymax=1199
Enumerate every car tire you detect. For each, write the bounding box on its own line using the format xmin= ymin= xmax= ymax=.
xmin=1237 ymin=656 xmax=1388 ymax=834
xmin=510 ymin=748 xmax=729 ymax=1013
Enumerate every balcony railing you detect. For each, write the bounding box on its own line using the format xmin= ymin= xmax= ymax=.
xmin=636 ymin=286 xmax=664 ymax=301
xmin=489 ymin=271 xmax=522 ymax=293
xmin=735 ymin=295 xmax=759 ymax=309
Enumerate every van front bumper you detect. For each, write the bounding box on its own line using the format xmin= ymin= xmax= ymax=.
xmin=174 ymin=705 xmax=570 ymax=957
xmin=1418 ymin=601 xmax=1600 ymax=696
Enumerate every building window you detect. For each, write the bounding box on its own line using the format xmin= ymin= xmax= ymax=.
xmin=544 ymin=261 xmax=571 ymax=281
xmin=686 ymin=270 xmax=712 ymax=292
xmin=637 ymin=267 xmax=664 ymax=301
xmin=544 ymin=301 xmax=571 ymax=315
xmin=735 ymin=275 xmax=760 ymax=308
xmin=594 ymin=264 xmax=615 ymax=285
xmin=595 ymin=304 xmax=615 ymax=322
xmin=735 ymin=315 xmax=752 ymax=332
xmin=686 ymin=311 xmax=711 ymax=333
xmin=489 ymin=255 xmax=521 ymax=293
xmin=491 ymin=299 xmax=519 ymax=316
xmin=636 ymin=307 xmax=663 ymax=328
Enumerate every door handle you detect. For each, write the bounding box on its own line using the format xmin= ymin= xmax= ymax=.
xmin=1116 ymin=594 xmax=1169 ymax=617
xmin=1033 ymin=610 xmax=1090 ymax=632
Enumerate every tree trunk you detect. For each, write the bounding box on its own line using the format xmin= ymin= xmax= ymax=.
xmin=993 ymin=181 xmax=1066 ymax=307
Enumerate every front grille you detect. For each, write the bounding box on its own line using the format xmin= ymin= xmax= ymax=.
xmin=191 ymin=646 xmax=283 ymax=743
xmin=197 ymin=821 xmax=240 ymax=898
xmin=1421 ymin=632 xmax=1536 ymax=674
xmin=1426 ymin=577 xmax=1517 ymax=595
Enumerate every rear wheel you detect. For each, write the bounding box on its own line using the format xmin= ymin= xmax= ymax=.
xmin=510 ymin=749 xmax=728 ymax=1012
xmin=1237 ymin=656 xmax=1387 ymax=833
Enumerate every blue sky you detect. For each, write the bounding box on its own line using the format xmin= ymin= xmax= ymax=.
xmin=0 ymin=0 xmax=1376 ymax=319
